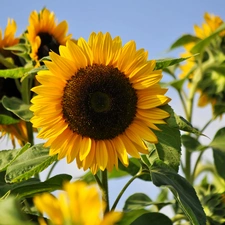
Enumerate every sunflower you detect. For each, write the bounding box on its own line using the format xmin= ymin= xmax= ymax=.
xmin=26 ymin=8 xmax=72 ymax=66
xmin=0 ymin=18 xmax=19 ymax=49
xmin=179 ymin=13 xmax=225 ymax=109
xmin=30 ymin=32 xmax=170 ymax=174
xmin=33 ymin=181 xmax=122 ymax=225
xmin=0 ymin=19 xmax=28 ymax=148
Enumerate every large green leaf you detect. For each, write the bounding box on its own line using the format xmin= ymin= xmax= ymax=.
xmin=6 ymin=143 xmax=58 ymax=183
xmin=148 ymin=105 xmax=181 ymax=172
xmin=130 ymin=212 xmax=173 ymax=225
xmin=191 ymin=23 xmax=225 ymax=54
xmin=117 ymin=210 xmax=172 ymax=225
xmin=154 ymin=56 xmax=193 ymax=70
xmin=209 ymin=127 xmax=225 ymax=180
xmin=169 ymin=34 xmax=200 ymax=50
xmin=123 ymin=193 xmax=172 ymax=212
xmin=151 ymin=160 xmax=206 ymax=225
xmin=0 ymin=103 xmax=20 ymax=125
xmin=181 ymin=135 xmax=202 ymax=151
xmin=0 ymin=174 xmax=72 ymax=199
xmin=0 ymin=67 xmax=31 ymax=78
xmin=0 ymin=197 xmax=34 ymax=225
xmin=2 ymin=96 xmax=33 ymax=122
xmin=0 ymin=143 xmax=30 ymax=171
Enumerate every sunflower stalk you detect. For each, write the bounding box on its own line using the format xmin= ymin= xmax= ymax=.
xmin=100 ymin=170 xmax=110 ymax=214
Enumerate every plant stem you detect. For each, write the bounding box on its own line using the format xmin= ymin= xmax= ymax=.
xmin=111 ymin=171 xmax=144 ymax=211
xmin=46 ymin=161 xmax=58 ymax=180
xmin=101 ymin=170 xmax=110 ymax=214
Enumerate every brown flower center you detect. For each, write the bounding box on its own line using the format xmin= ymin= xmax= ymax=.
xmin=62 ymin=64 xmax=137 ymax=140
xmin=37 ymin=32 xmax=60 ymax=60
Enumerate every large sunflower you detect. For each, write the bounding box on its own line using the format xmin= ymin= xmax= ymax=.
xmin=26 ymin=8 xmax=72 ymax=65
xmin=30 ymin=32 xmax=170 ymax=174
xmin=34 ymin=181 xmax=122 ymax=225
xmin=0 ymin=19 xmax=28 ymax=147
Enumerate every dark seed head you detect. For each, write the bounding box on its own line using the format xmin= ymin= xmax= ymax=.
xmin=62 ymin=64 xmax=137 ymax=140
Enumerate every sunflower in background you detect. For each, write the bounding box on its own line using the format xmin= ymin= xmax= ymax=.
xmin=26 ymin=8 xmax=72 ymax=66
xmin=0 ymin=19 xmax=28 ymax=147
xmin=34 ymin=181 xmax=122 ymax=225
xmin=30 ymin=32 xmax=170 ymax=174
xmin=179 ymin=12 xmax=225 ymax=116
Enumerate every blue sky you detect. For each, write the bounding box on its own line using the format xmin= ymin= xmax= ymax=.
xmin=1 ymin=0 xmax=225 ymax=213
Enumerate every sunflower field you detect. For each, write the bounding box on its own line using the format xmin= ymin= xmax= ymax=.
xmin=0 ymin=5 xmax=225 ymax=225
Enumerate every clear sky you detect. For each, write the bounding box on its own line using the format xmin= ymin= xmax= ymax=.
xmin=1 ymin=0 xmax=225 ymax=213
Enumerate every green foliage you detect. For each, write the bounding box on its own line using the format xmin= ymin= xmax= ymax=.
xmin=210 ymin=127 xmax=225 ymax=180
xmin=0 ymin=143 xmax=30 ymax=171
xmin=155 ymin=56 xmax=193 ymax=70
xmin=148 ymin=105 xmax=181 ymax=172
xmin=0 ymin=197 xmax=34 ymax=225
xmin=5 ymin=143 xmax=57 ymax=183
xmin=151 ymin=160 xmax=206 ymax=225
xmin=169 ymin=34 xmax=201 ymax=50
xmin=0 ymin=67 xmax=31 ymax=78
xmin=2 ymin=96 xmax=33 ymax=121
xmin=0 ymin=174 xmax=72 ymax=199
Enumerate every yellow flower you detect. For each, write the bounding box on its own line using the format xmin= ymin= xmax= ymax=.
xmin=0 ymin=19 xmax=28 ymax=148
xmin=33 ymin=181 xmax=122 ymax=225
xmin=26 ymin=8 xmax=72 ymax=65
xmin=30 ymin=32 xmax=170 ymax=174
xmin=179 ymin=13 xmax=225 ymax=110
xmin=0 ymin=121 xmax=28 ymax=148
xmin=0 ymin=18 xmax=19 ymax=49
xmin=194 ymin=12 xmax=224 ymax=39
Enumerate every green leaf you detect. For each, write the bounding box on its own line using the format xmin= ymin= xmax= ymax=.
xmin=0 ymin=197 xmax=34 ymax=225
xmin=148 ymin=105 xmax=181 ymax=172
xmin=0 ymin=67 xmax=31 ymax=78
xmin=0 ymin=174 xmax=72 ymax=199
xmin=117 ymin=210 xmax=172 ymax=225
xmin=173 ymin=114 xmax=205 ymax=136
xmin=131 ymin=212 xmax=173 ymax=225
xmin=181 ymin=135 xmax=201 ymax=151
xmin=154 ymin=56 xmax=193 ymax=70
xmin=2 ymin=96 xmax=33 ymax=122
xmin=118 ymin=158 xmax=151 ymax=181
xmin=6 ymin=143 xmax=58 ymax=183
xmin=151 ymin=160 xmax=206 ymax=225
xmin=209 ymin=127 xmax=225 ymax=180
xmin=0 ymin=143 xmax=30 ymax=172
xmin=116 ymin=209 xmax=148 ymax=225
xmin=191 ymin=23 xmax=225 ymax=54
xmin=168 ymin=78 xmax=186 ymax=91
xmin=169 ymin=34 xmax=200 ymax=50
xmin=0 ymin=54 xmax=16 ymax=68
xmin=123 ymin=193 xmax=152 ymax=211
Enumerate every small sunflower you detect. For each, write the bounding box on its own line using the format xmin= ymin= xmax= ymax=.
xmin=33 ymin=181 xmax=122 ymax=225
xmin=179 ymin=13 xmax=225 ymax=110
xmin=30 ymin=32 xmax=170 ymax=174
xmin=26 ymin=8 xmax=72 ymax=65
xmin=0 ymin=18 xmax=19 ymax=49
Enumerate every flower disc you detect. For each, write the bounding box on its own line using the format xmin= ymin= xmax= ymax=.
xmin=31 ymin=32 xmax=170 ymax=174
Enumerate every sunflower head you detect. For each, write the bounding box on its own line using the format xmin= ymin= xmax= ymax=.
xmin=0 ymin=18 xmax=19 ymax=49
xmin=30 ymin=32 xmax=170 ymax=174
xmin=33 ymin=181 xmax=122 ymax=225
xmin=26 ymin=8 xmax=72 ymax=65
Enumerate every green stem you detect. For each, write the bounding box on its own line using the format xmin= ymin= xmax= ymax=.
xmin=46 ymin=161 xmax=58 ymax=180
xmin=111 ymin=171 xmax=144 ymax=211
xmin=191 ymin=150 xmax=205 ymax=183
xmin=199 ymin=118 xmax=213 ymax=134
xmin=101 ymin=170 xmax=110 ymax=214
